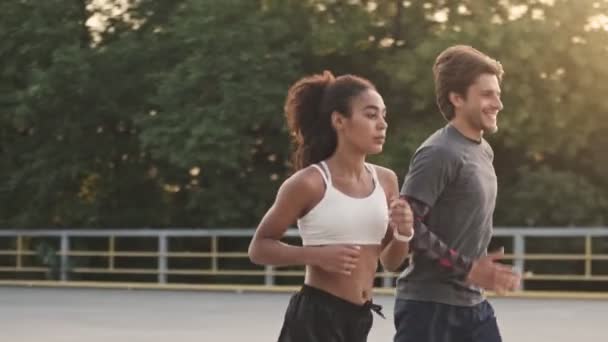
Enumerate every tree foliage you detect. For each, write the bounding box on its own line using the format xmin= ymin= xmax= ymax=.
xmin=2 ymin=0 xmax=607 ymax=228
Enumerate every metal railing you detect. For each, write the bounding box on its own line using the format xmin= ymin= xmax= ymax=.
xmin=0 ymin=228 xmax=607 ymax=290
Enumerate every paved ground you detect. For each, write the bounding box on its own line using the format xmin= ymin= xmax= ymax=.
xmin=0 ymin=286 xmax=606 ymax=341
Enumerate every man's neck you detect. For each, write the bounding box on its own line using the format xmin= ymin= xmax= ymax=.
xmin=450 ymin=118 xmax=483 ymax=142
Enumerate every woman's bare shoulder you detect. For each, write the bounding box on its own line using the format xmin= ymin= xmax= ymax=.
xmin=368 ymin=163 xmax=399 ymax=197
xmin=277 ymin=165 xmax=327 ymax=202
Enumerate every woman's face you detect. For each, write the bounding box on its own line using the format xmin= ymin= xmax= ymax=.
xmin=333 ymin=89 xmax=388 ymax=155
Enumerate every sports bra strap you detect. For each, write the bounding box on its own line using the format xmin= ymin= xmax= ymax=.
xmin=365 ymin=163 xmax=379 ymax=185
xmin=310 ymin=164 xmax=329 ymax=185
xmin=319 ymin=161 xmax=332 ymax=185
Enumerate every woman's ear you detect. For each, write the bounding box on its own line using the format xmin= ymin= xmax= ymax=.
xmin=331 ymin=110 xmax=345 ymax=131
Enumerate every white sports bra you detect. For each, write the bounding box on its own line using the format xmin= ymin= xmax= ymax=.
xmin=297 ymin=161 xmax=389 ymax=246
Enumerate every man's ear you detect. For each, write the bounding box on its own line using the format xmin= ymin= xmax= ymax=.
xmin=449 ymin=91 xmax=464 ymax=110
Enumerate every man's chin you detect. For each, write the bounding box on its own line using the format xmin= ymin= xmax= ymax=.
xmin=483 ymin=125 xmax=498 ymax=134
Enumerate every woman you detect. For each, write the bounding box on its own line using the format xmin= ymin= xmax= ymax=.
xmin=248 ymin=71 xmax=414 ymax=342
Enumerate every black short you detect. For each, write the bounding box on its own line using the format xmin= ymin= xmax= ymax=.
xmin=277 ymin=285 xmax=381 ymax=342
xmin=393 ymin=299 xmax=502 ymax=342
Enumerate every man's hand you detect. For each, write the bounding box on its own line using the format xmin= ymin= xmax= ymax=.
xmin=466 ymin=248 xmax=521 ymax=294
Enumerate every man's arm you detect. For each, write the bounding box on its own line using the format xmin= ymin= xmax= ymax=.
xmin=400 ymin=144 xmax=520 ymax=291
xmin=405 ymin=196 xmax=520 ymax=291
xmin=400 ymin=145 xmax=471 ymax=276
xmin=403 ymin=196 xmax=472 ymax=277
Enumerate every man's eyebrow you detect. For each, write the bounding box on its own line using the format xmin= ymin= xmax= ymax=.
xmin=482 ymin=89 xmax=501 ymax=95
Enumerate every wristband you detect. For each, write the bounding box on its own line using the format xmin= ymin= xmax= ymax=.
xmin=393 ymin=229 xmax=414 ymax=242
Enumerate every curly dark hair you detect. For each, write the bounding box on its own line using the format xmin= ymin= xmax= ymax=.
xmin=284 ymin=70 xmax=375 ymax=170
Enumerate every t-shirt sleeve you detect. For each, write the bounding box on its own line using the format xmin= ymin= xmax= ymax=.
xmin=400 ymin=145 xmax=459 ymax=206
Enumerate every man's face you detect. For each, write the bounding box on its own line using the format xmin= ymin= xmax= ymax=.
xmin=458 ymin=73 xmax=503 ymax=134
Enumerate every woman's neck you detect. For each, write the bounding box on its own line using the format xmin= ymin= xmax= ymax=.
xmin=326 ymin=150 xmax=367 ymax=181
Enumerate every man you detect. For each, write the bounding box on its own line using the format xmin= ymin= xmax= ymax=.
xmin=392 ymin=45 xmax=521 ymax=342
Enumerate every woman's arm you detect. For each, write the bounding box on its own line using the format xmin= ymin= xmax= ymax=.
xmin=248 ymin=168 xmax=322 ymax=266
xmin=377 ymin=167 xmax=412 ymax=272
xmin=248 ymin=168 xmax=361 ymax=275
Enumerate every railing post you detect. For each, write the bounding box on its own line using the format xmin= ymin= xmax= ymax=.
xmin=16 ymin=235 xmax=22 ymax=270
xmin=382 ymin=269 xmax=393 ymax=288
xmin=60 ymin=233 xmax=70 ymax=281
xmin=513 ymin=233 xmax=525 ymax=290
xmin=158 ymin=234 xmax=168 ymax=284
xmin=108 ymin=236 xmax=115 ymax=270
xmin=265 ymin=265 xmax=275 ymax=286
xmin=211 ymin=236 xmax=218 ymax=272
xmin=585 ymin=235 xmax=592 ymax=278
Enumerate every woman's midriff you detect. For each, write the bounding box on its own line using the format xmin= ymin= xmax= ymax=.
xmin=304 ymin=244 xmax=382 ymax=305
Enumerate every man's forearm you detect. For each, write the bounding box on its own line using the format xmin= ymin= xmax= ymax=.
xmin=404 ymin=196 xmax=473 ymax=277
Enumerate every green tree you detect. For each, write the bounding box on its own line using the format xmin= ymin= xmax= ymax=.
xmin=0 ymin=1 xmax=169 ymax=227
xmin=136 ymin=0 xmax=310 ymax=227
xmin=1 ymin=0 xmax=607 ymax=229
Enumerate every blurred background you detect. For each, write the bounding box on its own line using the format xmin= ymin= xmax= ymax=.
xmin=1 ymin=0 xmax=608 ymax=293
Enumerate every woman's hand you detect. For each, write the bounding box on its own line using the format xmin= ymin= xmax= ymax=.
xmin=389 ymin=197 xmax=414 ymax=239
xmin=312 ymin=245 xmax=361 ymax=276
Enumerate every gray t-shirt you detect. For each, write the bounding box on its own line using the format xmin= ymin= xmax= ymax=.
xmin=396 ymin=124 xmax=497 ymax=306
